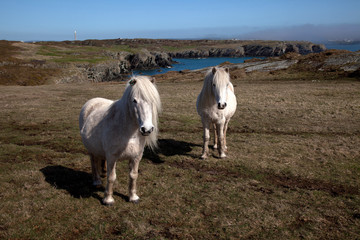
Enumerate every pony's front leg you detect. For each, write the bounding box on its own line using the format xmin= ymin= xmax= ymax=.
xmin=128 ymin=156 xmax=141 ymax=203
xmin=103 ymin=156 xmax=117 ymax=206
xmin=216 ymin=121 xmax=226 ymax=158
xmin=213 ymin=123 xmax=218 ymax=149
xmin=201 ymin=119 xmax=211 ymax=159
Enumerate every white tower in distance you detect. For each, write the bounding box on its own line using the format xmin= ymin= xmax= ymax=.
xmin=74 ymin=30 xmax=77 ymax=41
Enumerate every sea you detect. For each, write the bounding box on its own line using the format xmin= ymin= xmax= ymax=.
xmin=324 ymin=42 xmax=360 ymax=52
xmin=134 ymin=57 xmax=262 ymax=76
xmin=134 ymin=43 xmax=360 ymax=76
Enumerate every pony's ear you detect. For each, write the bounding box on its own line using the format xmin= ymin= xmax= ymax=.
xmin=212 ymin=67 xmax=217 ymax=74
xmin=225 ymin=67 xmax=229 ymax=73
xmin=150 ymin=77 xmax=156 ymax=84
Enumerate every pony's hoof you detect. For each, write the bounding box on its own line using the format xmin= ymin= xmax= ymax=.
xmin=129 ymin=195 xmax=140 ymax=204
xmin=130 ymin=199 xmax=140 ymax=204
xmin=213 ymin=144 xmax=218 ymax=149
xmin=103 ymin=196 xmax=115 ymax=206
xmin=200 ymin=154 xmax=208 ymax=159
xmin=220 ymin=153 xmax=227 ymax=158
xmin=103 ymin=201 xmax=114 ymax=206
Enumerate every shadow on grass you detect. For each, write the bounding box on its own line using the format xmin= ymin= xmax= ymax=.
xmin=143 ymin=138 xmax=201 ymax=163
xmin=40 ymin=165 xmax=128 ymax=203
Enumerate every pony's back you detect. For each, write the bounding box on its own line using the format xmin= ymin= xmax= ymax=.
xmin=79 ymin=97 xmax=113 ymax=131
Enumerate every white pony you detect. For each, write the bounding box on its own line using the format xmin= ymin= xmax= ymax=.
xmin=196 ymin=67 xmax=237 ymax=159
xmin=79 ymin=76 xmax=161 ymax=205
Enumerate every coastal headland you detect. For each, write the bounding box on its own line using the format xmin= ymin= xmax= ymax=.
xmin=0 ymin=39 xmax=331 ymax=85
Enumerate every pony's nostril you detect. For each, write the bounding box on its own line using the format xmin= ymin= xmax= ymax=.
xmin=218 ymin=103 xmax=226 ymax=109
xmin=140 ymin=126 xmax=153 ymax=135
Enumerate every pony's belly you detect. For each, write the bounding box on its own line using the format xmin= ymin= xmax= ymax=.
xmin=81 ymin=136 xmax=105 ymax=157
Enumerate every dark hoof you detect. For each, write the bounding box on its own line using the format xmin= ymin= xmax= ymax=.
xmin=130 ymin=199 xmax=140 ymax=204
xmin=102 ymin=197 xmax=115 ymax=206
xmin=103 ymin=201 xmax=114 ymax=206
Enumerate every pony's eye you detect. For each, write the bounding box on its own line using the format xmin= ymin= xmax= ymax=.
xmin=212 ymin=84 xmax=216 ymax=87
xmin=133 ymin=99 xmax=137 ymax=104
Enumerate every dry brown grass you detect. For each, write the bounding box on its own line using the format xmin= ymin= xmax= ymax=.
xmin=0 ymin=41 xmax=62 ymax=85
xmin=0 ymin=73 xmax=359 ymax=239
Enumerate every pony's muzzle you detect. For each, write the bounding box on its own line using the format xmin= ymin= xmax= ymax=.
xmin=140 ymin=126 xmax=154 ymax=136
xmin=218 ymin=102 xmax=227 ymax=109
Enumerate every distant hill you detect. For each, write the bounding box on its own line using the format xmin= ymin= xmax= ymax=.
xmin=0 ymin=39 xmax=334 ymax=85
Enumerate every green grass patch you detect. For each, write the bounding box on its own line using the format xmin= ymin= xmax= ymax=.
xmin=161 ymin=45 xmax=198 ymax=52
xmin=37 ymin=45 xmax=110 ymax=64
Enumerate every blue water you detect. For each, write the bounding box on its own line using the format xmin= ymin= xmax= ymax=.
xmin=323 ymin=43 xmax=360 ymax=52
xmin=134 ymin=43 xmax=360 ymax=76
xmin=134 ymin=57 xmax=261 ymax=76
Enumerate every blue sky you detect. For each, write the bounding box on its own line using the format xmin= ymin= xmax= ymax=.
xmin=1 ymin=0 xmax=360 ymax=41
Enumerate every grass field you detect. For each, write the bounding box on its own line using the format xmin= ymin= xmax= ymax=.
xmin=0 ymin=75 xmax=359 ymax=239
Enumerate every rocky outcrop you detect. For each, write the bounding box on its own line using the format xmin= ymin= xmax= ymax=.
xmin=169 ymin=42 xmax=326 ymax=58
xmin=104 ymin=49 xmax=173 ymax=70
xmin=85 ymin=61 xmax=127 ymax=82
xmin=53 ymin=50 xmax=173 ymax=83
xmin=189 ymin=50 xmax=360 ymax=78
xmin=127 ymin=49 xmax=173 ymax=70
xmin=76 ymin=50 xmax=173 ymax=82
xmin=321 ymin=51 xmax=360 ymax=72
xmin=169 ymin=48 xmax=245 ymax=58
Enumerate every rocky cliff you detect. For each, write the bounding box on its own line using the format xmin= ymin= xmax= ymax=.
xmin=80 ymin=41 xmax=325 ymax=82
xmin=80 ymin=49 xmax=173 ymax=82
xmin=169 ymin=42 xmax=326 ymax=58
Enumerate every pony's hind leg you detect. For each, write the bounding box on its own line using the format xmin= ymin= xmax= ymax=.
xmin=101 ymin=159 xmax=106 ymax=178
xmin=223 ymin=119 xmax=230 ymax=151
xmin=90 ymin=154 xmax=102 ymax=187
xmin=103 ymin=156 xmax=117 ymax=206
xmin=128 ymin=156 xmax=141 ymax=203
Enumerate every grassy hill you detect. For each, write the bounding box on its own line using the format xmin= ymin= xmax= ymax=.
xmin=0 ymin=73 xmax=359 ymax=239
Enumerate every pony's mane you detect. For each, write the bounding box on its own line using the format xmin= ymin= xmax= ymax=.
xmin=198 ymin=67 xmax=230 ymax=108
xmin=122 ymin=75 xmax=162 ymax=150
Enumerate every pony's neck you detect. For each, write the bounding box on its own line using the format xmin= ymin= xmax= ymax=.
xmin=200 ymin=84 xmax=216 ymax=107
xmin=111 ymin=99 xmax=140 ymax=135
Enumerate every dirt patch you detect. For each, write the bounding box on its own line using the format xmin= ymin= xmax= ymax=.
xmin=267 ymin=174 xmax=359 ymax=196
